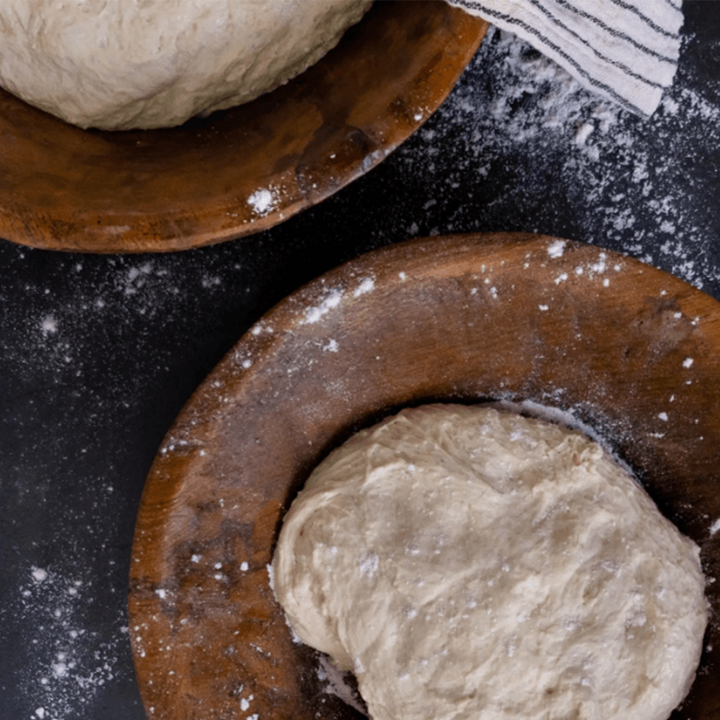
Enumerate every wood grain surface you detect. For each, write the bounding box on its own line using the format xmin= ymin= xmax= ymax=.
xmin=129 ymin=233 xmax=720 ymax=720
xmin=0 ymin=2 xmax=487 ymax=254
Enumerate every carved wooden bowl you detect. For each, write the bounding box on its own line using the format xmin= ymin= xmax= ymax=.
xmin=0 ymin=2 xmax=487 ymax=253
xmin=130 ymin=233 xmax=720 ymax=719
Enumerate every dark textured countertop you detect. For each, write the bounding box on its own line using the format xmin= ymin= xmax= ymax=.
xmin=1 ymin=3 xmax=719 ymax=719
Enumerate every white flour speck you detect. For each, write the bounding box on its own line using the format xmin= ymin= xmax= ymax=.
xmin=32 ymin=567 xmax=48 ymax=583
xmin=240 ymin=562 xmax=249 ymax=572
xmin=658 ymin=412 xmax=669 ymax=422
xmin=547 ymin=240 xmax=566 ymax=258
xmin=538 ymin=304 xmax=549 ymax=311
xmin=353 ymin=278 xmax=375 ymax=297
xmin=41 ymin=317 xmax=58 ymax=335
xmin=301 ymin=288 xmax=343 ymax=325
xmin=247 ymin=188 xmax=275 ymax=216
xmin=323 ymin=339 xmax=339 ymax=353
xmin=683 ymin=357 xmax=694 ymax=368
xmin=710 ymin=518 xmax=720 ymax=536
xmin=590 ymin=254 xmax=607 ymax=274
xmin=574 ymin=122 xmax=593 ymax=146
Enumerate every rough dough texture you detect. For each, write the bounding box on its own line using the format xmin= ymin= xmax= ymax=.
xmin=0 ymin=0 xmax=371 ymax=130
xmin=273 ymin=404 xmax=708 ymax=720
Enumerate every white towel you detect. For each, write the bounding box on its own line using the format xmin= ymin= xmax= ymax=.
xmin=447 ymin=0 xmax=684 ymax=116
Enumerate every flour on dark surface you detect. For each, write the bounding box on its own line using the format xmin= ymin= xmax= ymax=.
xmin=14 ymin=564 xmax=129 ymax=720
xmin=0 ymin=9 xmax=718 ymax=720
xmin=0 ymin=251 xmax=268 ymax=720
xmin=387 ymin=26 xmax=720 ymax=294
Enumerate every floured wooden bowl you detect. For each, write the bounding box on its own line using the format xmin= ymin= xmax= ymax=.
xmin=129 ymin=233 xmax=720 ymax=719
xmin=0 ymin=2 xmax=487 ymax=253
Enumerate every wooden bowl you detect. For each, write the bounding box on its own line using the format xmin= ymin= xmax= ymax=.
xmin=0 ymin=2 xmax=487 ymax=254
xmin=129 ymin=233 xmax=720 ymax=719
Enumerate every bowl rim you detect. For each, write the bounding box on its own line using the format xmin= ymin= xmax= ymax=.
xmin=129 ymin=232 xmax=720 ymax=719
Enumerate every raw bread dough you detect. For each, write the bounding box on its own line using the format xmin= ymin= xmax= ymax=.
xmin=273 ymin=404 xmax=708 ymax=720
xmin=0 ymin=0 xmax=371 ymax=130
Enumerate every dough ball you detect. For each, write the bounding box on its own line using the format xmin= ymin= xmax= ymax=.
xmin=0 ymin=0 xmax=372 ymax=129
xmin=273 ymin=404 xmax=708 ymax=720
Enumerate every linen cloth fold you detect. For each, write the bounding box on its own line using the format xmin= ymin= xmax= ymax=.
xmin=447 ymin=0 xmax=684 ymax=116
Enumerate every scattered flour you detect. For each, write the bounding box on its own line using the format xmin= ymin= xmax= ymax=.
xmin=1 ymin=249 xmax=251 ymax=720
xmin=393 ymin=26 xmax=720 ymax=294
xmin=15 ymin=564 xmax=130 ymax=720
xmin=1 ymin=17 xmax=718 ymax=720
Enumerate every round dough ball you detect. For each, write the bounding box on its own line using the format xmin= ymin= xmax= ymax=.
xmin=0 ymin=0 xmax=372 ymax=130
xmin=273 ymin=404 xmax=708 ymax=720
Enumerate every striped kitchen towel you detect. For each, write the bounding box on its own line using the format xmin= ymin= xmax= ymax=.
xmin=447 ymin=0 xmax=684 ymax=116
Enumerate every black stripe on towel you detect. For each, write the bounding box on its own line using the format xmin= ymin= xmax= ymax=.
xmin=606 ymin=0 xmax=681 ymax=39
xmin=476 ymin=0 xmax=667 ymax=90
xmin=451 ymin=0 xmax=643 ymax=113
xmin=526 ymin=0 xmax=676 ymax=65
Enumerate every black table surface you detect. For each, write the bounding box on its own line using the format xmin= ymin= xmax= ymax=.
xmin=1 ymin=4 xmax=719 ymax=719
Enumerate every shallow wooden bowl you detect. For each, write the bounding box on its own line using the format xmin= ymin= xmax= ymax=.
xmin=0 ymin=2 xmax=487 ymax=254
xmin=129 ymin=233 xmax=720 ymax=719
